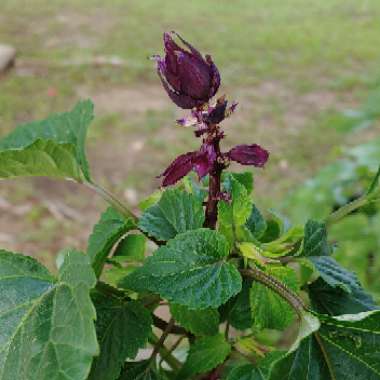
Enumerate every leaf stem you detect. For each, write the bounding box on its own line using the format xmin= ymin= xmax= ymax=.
xmin=240 ymin=267 xmax=306 ymax=318
xmin=150 ymin=318 xmax=175 ymax=362
xmin=325 ymin=195 xmax=367 ymax=227
xmin=159 ymin=335 xmax=185 ymax=367
xmin=152 ymin=314 xmax=188 ymax=336
xmin=149 ymin=327 xmax=181 ymax=371
xmin=86 ymin=180 xmax=164 ymax=246
xmin=86 ymin=181 xmax=138 ymax=223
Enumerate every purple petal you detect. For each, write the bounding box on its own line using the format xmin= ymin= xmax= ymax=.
xmin=228 ymin=144 xmax=269 ymax=167
xmin=176 ymin=115 xmax=198 ymax=127
xmin=159 ymin=152 xmax=198 ymax=187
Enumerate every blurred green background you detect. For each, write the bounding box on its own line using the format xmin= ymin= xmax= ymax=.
xmin=0 ymin=0 xmax=379 ymax=292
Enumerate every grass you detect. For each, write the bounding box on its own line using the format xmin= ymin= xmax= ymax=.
xmin=0 ymin=0 xmax=379 ymax=265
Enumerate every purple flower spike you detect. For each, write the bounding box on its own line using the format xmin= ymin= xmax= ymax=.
xmin=228 ymin=144 xmax=269 ymax=167
xmin=154 ymin=32 xmax=221 ymax=109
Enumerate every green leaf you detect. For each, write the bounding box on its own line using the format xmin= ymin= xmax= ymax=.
xmin=259 ymin=210 xmax=290 ymax=243
xmin=114 ymin=234 xmax=146 ymax=262
xmin=139 ymin=188 xmax=205 ymax=242
xmin=221 ymin=278 xmax=253 ymax=330
xmin=138 ymin=190 xmax=162 ymax=212
xmin=245 ymin=206 xmax=267 ymax=240
xmin=269 ymin=310 xmax=380 ymax=380
xmin=223 ymin=172 xmax=254 ymax=195
xmin=311 ymin=256 xmax=360 ymax=293
xmin=250 ymin=266 xmax=299 ymax=330
xmin=121 ymin=361 xmax=158 ymax=380
xmin=179 ymin=334 xmax=231 ymax=378
xmin=0 ymin=249 xmax=98 ymax=380
xmin=309 ymin=257 xmax=378 ymax=315
xmin=169 ymin=304 xmax=219 ymax=336
xmin=261 ymin=225 xmax=304 ymax=257
xmin=309 ymin=277 xmax=378 ymax=315
xmin=0 ymin=100 xmax=94 ymax=182
xmin=120 ymin=229 xmax=242 ymax=309
xmin=88 ymin=294 xmax=152 ymax=380
xmin=87 ymin=207 xmax=135 ymax=276
xmin=218 ymin=177 xmax=252 ymax=245
xmin=300 ymin=220 xmax=331 ymax=257
xmin=225 ymin=352 xmax=284 ymax=380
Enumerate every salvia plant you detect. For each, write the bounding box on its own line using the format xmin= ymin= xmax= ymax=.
xmin=0 ymin=32 xmax=379 ymax=380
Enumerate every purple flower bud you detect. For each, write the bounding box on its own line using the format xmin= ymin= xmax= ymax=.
xmin=228 ymin=144 xmax=269 ymax=167
xmin=154 ymin=32 xmax=221 ymax=109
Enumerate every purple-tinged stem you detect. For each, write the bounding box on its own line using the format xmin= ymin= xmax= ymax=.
xmin=204 ymin=129 xmax=223 ymax=229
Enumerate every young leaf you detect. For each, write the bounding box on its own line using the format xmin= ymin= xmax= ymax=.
xmin=139 ymin=188 xmax=205 ymax=242
xmin=223 ymin=171 xmax=254 ymax=194
xmin=87 ymin=207 xmax=135 ymax=276
xmin=218 ymin=177 xmax=252 ymax=245
xmin=299 ymin=220 xmax=331 ymax=257
xmin=0 ymin=100 xmax=94 ymax=182
xmin=0 ymin=249 xmax=98 ymax=380
xmin=269 ymin=310 xmax=380 ymax=380
xmin=169 ymin=303 xmax=219 ymax=336
xmin=120 ymin=229 xmax=242 ymax=309
xmin=88 ymin=294 xmax=152 ymax=380
xmin=308 ymin=256 xmax=378 ymax=315
xmin=245 ymin=205 xmax=267 ymax=240
xmin=250 ymin=266 xmax=299 ymax=330
xmin=179 ymin=334 xmax=231 ymax=378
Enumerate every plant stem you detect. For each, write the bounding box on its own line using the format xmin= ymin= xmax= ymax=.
xmin=149 ymin=329 xmax=181 ymax=371
xmin=204 ymin=132 xmax=223 ymax=229
xmin=86 ymin=180 xmax=164 ymax=246
xmin=325 ymin=195 xmax=367 ymax=227
xmin=86 ymin=181 xmax=138 ymax=222
xmin=150 ymin=318 xmax=175 ymax=361
xmin=240 ymin=267 xmax=306 ymax=318
xmin=152 ymin=314 xmax=188 ymax=335
xmin=159 ymin=335 xmax=185 ymax=367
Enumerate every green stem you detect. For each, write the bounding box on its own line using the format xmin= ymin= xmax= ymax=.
xmin=325 ymin=195 xmax=367 ymax=227
xmin=86 ymin=181 xmax=138 ymax=223
xmin=240 ymin=267 xmax=306 ymax=318
xmin=86 ymin=181 xmax=164 ymax=246
xmin=149 ymin=332 xmax=181 ymax=371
